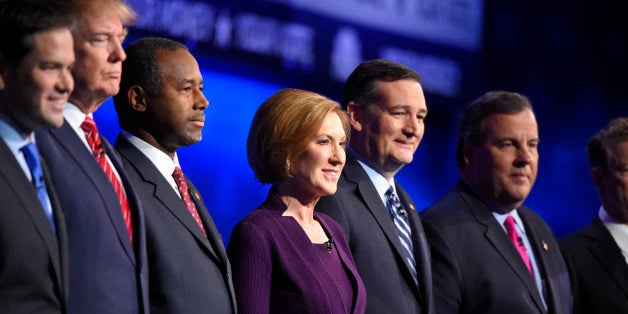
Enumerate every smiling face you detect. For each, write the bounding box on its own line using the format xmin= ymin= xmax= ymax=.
xmin=290 ymin=112 xmax=347 ymax=200
xmin=145 ymin=48 xmax=208 ymax=155
xmin=463 ymin=109 xmax=539 ymax=211
xmin=1 ymin=27 xmax=74 ymax=133
xmin=70 ymin=4 xmax=127 ymax=112
xmin=348 ymin=79 xmax=427 ymax=178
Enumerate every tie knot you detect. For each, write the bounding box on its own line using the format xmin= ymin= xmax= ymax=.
xmin=504 ymin=215 xmax=516 ymax=229
xmin=20 ymin=142 xmax=43 ymax=184
xmin=386 ymin=186 xmax=401 ymax=208
xmin=80 ymin=116 xmax=105 ymax=156
xmin=80 ymin=115 xmax=97 ymax=134
xmin=21 ymin=142 xmax=38 ymax=159
xmin=386 ymin=186 xmax=407 ymax=218
xmin=504 ymin=215 xmax=520 ymax=243
xmin=172 ymin=166 xmax=186 ymax=184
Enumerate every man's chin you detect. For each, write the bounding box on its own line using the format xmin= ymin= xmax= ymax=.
xmin=96 ymin=80 xmax=121 ymax=98
xmin=106 ymin=86 xmax=121 ymax=98
xmin=393 ymin=155 xmax=414 ymax=166
xmin=382 ymin=158 xmax=410 ymax=174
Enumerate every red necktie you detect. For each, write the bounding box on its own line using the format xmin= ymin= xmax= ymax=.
xmin=504 ymin=215 xmax=533 ymax=276
xmin=172 ymin=166 xmax=206 ymax=237
xmin=80 ymin=116 xmax=133 ymax=245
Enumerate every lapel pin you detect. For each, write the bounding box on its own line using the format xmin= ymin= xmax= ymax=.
xmin=408 ymin=204 xmax=416 ymax=211
xmin=542 ymin=241 xmax=548 ymax=251
xmin=191 ymin=191 xmax=200 ymax=200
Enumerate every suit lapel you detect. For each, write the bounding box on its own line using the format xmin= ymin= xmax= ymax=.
xmin=343 ymin=154 xmax=419 ymax=289
xmin=519 ymin=208 xmax=562 ymax=312
xmin=103 ymin=135 xmax=151 ymax=312
xmin=397 ymin=184 xmax=432 ymax=310
xmin=0 ymin=140 xmax=64 ymax=294
xmin=587 ymin=218 xmax=628 ymax=298
xmin=50 ymin=123 xmax=136 ymax=264
xmin=165 ymin=143 xmax=236 ymax=310
xmin=318 ymin=216 xmax=366 ymax=310
xmin=41 ymin=157 xmax=68 ymax=302
xmin=187 ymin=179 xmax=227 ymax=264
xmin=115 ymin=137 xmax=220 ymax=263
xmin=459 ymin=184 xmax=545 ymax=311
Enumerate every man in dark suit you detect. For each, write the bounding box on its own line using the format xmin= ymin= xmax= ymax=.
xmin=0 ymin=1 xmax=74 ymax=311
xmin=316 ymin=59 xmax=433 ymax=313
xmin=560 ymin=117 xmax=628 ymax=313
xmin=35 ymin=0 xmax=149 ymax=312
xmin=112 ymin=37 xmax=237 ymax=313
xmin=421 ymin=91 xmax=571 ymax=313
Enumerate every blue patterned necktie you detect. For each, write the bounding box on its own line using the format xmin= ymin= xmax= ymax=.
xmin=386 ymin=186 xmax=417 ymax=285
xmin=21 ymin=142 xmax=55 ymax=232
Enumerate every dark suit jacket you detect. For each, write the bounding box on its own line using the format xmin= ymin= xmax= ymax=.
xmin=36 ymin=121 xmax=149 ymax=313
xmin=420 ymin=181 xmax=571 ymax=314
xmin=0 ymin=139 xmax=68 ymax=313
xmin=315 ymin=153 xmax=433 ymax=314
xmin=560 ymin=217 xmax=628 ymax=313
xmin=115 ymin=135 xmax=237 ymax=314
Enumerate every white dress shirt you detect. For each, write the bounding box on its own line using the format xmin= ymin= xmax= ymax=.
xmin=599 ymin=206 xmax=628 ymax=264
xmin=0 ymin=116 xmax=34 ymax=181
xmin=120 ymin=130 xmax=183 ymax=198
xmin=0 ymin=115 xmax=54 ymax=224
xmin=63 ymin=102 xmax=124 ymax=184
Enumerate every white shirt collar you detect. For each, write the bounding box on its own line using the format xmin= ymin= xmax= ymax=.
xmin=492 ymin=209 xmax=528 ymax=237
xmin=121 ymin=130 xmax=181 ymax=195
xmin=62 ymin=102 xmax=92 ymax=149
xmin=0 ymin=116 xmax=34 ymax=180
xmin=354 ymin=156 xmax=396 ymax=207
xmin=599 ymin=206 xmax=628 ymax=262
xmin=63 ymin=101 xmax=89 ymax=130
xmin=0 ymin=115 xmax=31 ymax=152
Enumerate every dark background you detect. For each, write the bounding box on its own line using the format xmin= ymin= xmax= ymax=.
xmin=96 ymin=0 xmax=628 ymax=243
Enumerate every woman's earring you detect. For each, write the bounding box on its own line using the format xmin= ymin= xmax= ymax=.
xmin=285 ymin=160 xmax=291 ymax=172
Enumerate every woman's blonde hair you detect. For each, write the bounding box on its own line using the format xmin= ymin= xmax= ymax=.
xmin=247 ymin=88 xmax=349 ymax=184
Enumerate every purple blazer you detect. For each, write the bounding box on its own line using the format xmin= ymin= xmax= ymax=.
xmin=227 ymin=187 xmax=367 ymax=314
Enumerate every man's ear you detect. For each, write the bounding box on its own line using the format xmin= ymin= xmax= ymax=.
xmin=0 ymin=71 xmax=5 ymax=91
xmin=346 ymin=101 xmax=363 ymax=132
xmin=462 ymin=138 xmax=474 ymax=167
xmin=0 ymin=56 xmax=7 ymax=91
xmin=591 ymin=167 xmax=604 ymax=190
xmin=128 ymin=85 xmax=147 ymax=112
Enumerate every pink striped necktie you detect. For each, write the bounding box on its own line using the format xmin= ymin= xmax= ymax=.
xmin=504 ymin=215 xmax=533 ymax=276
xmin=172 ymin=166 xmax=206 ymax=237
xmin=80 ymin=116 xmax=133 ymax=246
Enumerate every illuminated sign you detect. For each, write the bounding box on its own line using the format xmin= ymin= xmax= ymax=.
xmin=127 ymin=0 xmax=483 ymax=98
xmin=265 ymin=0 xmax=484 ymax=51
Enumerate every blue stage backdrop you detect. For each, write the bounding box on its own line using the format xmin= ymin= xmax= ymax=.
xmin=93 ymin=0 xmax=627 ymax=244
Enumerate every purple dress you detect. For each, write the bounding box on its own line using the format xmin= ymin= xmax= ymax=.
xmin=227 ymin=187 xmax=367 ymax=313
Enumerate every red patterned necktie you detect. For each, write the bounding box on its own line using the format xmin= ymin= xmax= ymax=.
xmin=80 ymin=116 xmax=133 ymax=245
xmin=172 ymin=166 xmax=206 ymax=237
xmin=504 ymin=215 xmax=533 ymax=276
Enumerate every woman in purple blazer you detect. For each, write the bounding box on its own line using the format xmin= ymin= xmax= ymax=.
xmin=227 ymin=88 xmax=366 ymax=313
